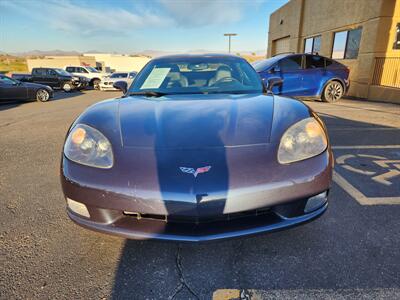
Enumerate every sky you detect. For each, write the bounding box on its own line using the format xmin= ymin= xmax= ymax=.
xmin=0 ymin=0 xmax=289 ymax=54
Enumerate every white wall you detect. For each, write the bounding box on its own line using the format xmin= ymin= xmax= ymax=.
xmin=84 ymin=54 xmax=150 ymax=72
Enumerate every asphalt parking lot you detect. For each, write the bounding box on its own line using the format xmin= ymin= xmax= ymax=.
xmin=1 ymin=91 xmax=399 ymax=299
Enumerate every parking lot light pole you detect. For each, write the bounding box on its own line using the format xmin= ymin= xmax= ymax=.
xmin=224 ymin=33 xmax=238 ymax=53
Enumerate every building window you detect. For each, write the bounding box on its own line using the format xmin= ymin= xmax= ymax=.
xmin=304 ymin=35 xmax=321 ymax=54
xmin=395 ymin=23 xmax=400 ymax=50
xmin=332 ymin=28 xmax=362 ymax=59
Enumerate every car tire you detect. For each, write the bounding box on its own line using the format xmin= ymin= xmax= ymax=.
xmin=36 ymin=89 xmax=50 ymax=102
xmin=63 ymin=82 xmax=73 ymax=92
xmin=92 ymin=79 xmax=100 ymax=90
xmin=322 ymin=81 xmax=344 ymax=103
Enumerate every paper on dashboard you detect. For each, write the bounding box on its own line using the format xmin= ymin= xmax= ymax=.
xmin=141 ymin=68 xmax=171 ymax=89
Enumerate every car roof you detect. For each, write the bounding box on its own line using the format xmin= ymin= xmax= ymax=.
xmin=253 ymin=53 xmax=328 ymax=66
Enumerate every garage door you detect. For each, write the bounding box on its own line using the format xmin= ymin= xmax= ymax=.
xmin=272 ymin=37 xmax=290 ymax=55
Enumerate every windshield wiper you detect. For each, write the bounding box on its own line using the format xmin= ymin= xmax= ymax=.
xmin=128 ymin=91 xmax=167 ymax=97
xmin=203 ymin=91 xmax=253 ymax=95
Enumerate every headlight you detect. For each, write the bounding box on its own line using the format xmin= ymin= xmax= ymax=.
xmin=278 ymin=117 xmax=327 ymax=164
xmin=64 ymin=124 xmax=113 ymax=169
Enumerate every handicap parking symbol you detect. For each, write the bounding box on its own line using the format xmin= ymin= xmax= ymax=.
xmin=333 ymin=147 xmax=400 ymax=205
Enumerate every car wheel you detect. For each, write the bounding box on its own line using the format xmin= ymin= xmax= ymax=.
xmin=93 ymin=79 xmax=100 ymax=90
xmin=63 ymin=82 xmax=73 ymax=92
xmin=322 ymin=81 xmax=344 ymax=103
xmin=36 ymin=89 xmax=50 ymax=102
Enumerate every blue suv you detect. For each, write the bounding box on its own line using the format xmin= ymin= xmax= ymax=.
xmin=253 ymin=54 xmax=350 ymax=102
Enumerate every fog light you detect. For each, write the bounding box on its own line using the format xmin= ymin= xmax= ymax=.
xmin=304 ymin=191 xmax=327 ymax=213
xmin=67 ymin=198 xmax=90 ymax=218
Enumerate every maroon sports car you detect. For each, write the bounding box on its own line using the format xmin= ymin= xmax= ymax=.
xmin=61 ymin=54 xmax=333 ymax=242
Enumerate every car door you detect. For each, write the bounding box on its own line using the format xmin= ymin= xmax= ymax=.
xmin=46 ymin=69 xmax=60 ymax=88
xmin=66 ymin=67 xmax=77 ymax=76
xmin=31 ymin=68 xmax=47 ymax=85
xmin=302 ymin=55 xmax=325 ymax=96
xmin=276 ymin=55 xmax=304 ymax=96
xmin=66 ymin=66 xmax=81 ymax=78
xmin=79 ymin=67 xmax=89 ymax=77
xmin=0 ymin=76 xmax=27 ymax=100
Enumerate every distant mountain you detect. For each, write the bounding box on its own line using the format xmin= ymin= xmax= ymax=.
xmin=237 ymin=50 xmax=266 ymax=56
xmin=3 ymin=48 xmax=266 ymax=58
xmin=134 ymin=50 xmax=179 ymax=57
xmin=12 ymin=50 xmax=82 ymax=57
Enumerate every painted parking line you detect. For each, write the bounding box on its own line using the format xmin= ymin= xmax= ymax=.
xmin=213 ymin=289 xmax=400 ymax=299
xmin=332 ymin=145 xmax=400 ymax=149
xmin=332 ymin=145 xmax=400 ymax=205
xmin=329 ymin=127 xmax=400 ymax=131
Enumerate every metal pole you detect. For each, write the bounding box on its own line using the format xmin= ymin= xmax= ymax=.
xmin=224 ymin=33 xmax=237 ymax=54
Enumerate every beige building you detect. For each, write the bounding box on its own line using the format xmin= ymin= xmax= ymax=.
xmin=27 ymin=56 xmax=97 ymax=71
xmin=27 ymin=54 xmax=150 ymax=74
xmin=84 ymin=53 xmax=150 ymax=73
xmin=267 ymin=0 xmax=400 ymax=103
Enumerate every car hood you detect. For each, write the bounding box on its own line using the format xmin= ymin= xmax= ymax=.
xmin=119 ymin=93 xmax=274 ymax=149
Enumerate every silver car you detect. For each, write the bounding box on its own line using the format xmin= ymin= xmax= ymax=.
xmin=99 ymin=71 xmax=137 ymax=91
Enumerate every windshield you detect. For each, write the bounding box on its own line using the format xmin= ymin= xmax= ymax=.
xmin=110 ymin=73 xmax=128 ymax=78
xmin=86 ymin=66 xmax=99 ymax=73
xmin=55 ymin=68 xmax=71 ymax=76
xmin=129 ymin=56 xmax=263 ymax=95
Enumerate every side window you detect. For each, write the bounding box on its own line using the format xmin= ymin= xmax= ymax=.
xmin=0 ymin=76 xmax=16 ymax=85
xmin=80 ymin=67 xmax=89 ymax=73
xmin=66 ymin=67 xmax=74 ymax=73
xmin=325 ymin=58 xmax=333 ymax=67
xmin=47 ymin=69 xmax=56 ymax=76
xmin=305 ymin=55 xmax=325 ymax=69
xmin=33 ymin=69 xmax=46 ymax=76
xmin=129 ymin=72 xmax=137 ymax=78
xmin=279 ymin=56 xmax=302 ymax=71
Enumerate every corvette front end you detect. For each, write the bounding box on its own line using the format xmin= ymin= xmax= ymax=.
xmin=61 ymin=54 xmax=333 ymax=242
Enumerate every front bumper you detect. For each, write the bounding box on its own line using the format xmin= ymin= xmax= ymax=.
xmin=61 ymin=144 xmax=333 ymax=242
xmin=66 ymin=192 xmax=328 ymax=242
xmin=99 ymin=82 xmax=117 ymax=91
xmin=72 ymin=81 xmax=89 ymax=89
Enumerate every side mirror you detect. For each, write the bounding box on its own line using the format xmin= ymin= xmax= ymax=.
xmin=113 ymin=81 xmax=128 ymax=94
xmin=266 ymin=77 xmax=283 ymax=92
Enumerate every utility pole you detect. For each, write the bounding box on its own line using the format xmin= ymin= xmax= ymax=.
xmin=224 ymin=33 xmax=238 ymax=53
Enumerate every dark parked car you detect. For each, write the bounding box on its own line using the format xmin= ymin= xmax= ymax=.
xmin=12 ymin=68 xmax=88 ymax=92
xmin=0 ymin=74 xmax=53 ymax=102
xmin=253 ymin=54 xmax=350 ymax=102
xmin=61 ymin=54 xmax=333 ymax=242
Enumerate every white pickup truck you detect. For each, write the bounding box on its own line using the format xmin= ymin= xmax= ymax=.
xmin=65 ymin=66 xmax=108 ymax=90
